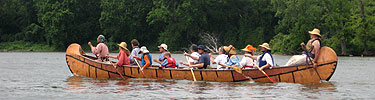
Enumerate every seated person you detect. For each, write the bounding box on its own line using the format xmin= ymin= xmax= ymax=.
xmin=240 ymin=45 xmax=257 ymax=69
xmin=285 ymin=28 xmax=321 ymax=68
xmin=160 ymin=52 xmax=178 ymax=68
xmin=181 ymin=45 xmax=210 ymax=69
xmin=107 ymin=42 xmax=130 ymax=67
xmin=218 ymin=45 xmax=240 ymax=69
xmin=210 ymin=46 xmax=228 ymax=69
xmin=245 ymin=43 xmax=275 ymax=70
xmin=185 ymin=44 xmax=201 ymax=65
xmin=133 ymin=46 xmax=152 ymax=71
xmin=129 ymin=39 xmax=141 ymax=65
xmin=153 ymin=43 xmax=168 ymax=64
xmin=88 ymin=35 xmax=109 ymax=62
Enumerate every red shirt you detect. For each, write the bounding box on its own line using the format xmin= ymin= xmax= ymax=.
xmin=116 ymin=49 xmax=130 ymax=66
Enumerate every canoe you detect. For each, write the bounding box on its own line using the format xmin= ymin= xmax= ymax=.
xmin=66 ymin=43 xmax=338 ymax=83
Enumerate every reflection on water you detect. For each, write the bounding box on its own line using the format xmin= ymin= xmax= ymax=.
xmin=1 ymin=52 xmax=374 ymax=99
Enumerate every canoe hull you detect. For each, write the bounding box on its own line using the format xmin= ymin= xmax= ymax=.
xmin=66 ymin=43 xmax=337 ymax=83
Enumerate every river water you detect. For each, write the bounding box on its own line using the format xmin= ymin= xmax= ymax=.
xmin=0 ymin=52 xmax=374 ymax=99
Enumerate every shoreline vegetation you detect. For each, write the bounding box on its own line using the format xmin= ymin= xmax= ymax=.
xmin=1 ymin=0 xmax=375 ymax=56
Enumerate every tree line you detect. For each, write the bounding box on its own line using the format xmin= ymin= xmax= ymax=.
xmin=1 ymin=0 xmax=374 ymax=55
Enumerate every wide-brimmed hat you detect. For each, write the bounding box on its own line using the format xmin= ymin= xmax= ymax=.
xmin=258 ymin=43 xmax=271 ymax=50
xmin=224 ymin=45 xmax=236 ymax=55
xmin=308 ymin=28 xmax=321 ymax=37
xmin=241 ymin=45 xmax=257 ymax=52
xmin=158 ymin=44 xmax=168 ymax=51
xmin=139 ymin=46 xmax=149 ymax=54
xmin=118 ymin=42 xmax=130 ymax=55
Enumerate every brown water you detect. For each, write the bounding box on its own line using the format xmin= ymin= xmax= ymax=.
xmin=0 ymin=52 xmax=374 ymax=99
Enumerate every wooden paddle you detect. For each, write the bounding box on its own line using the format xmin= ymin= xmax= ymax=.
xmin=184 ymin=52 xmax=197 ymax=81
xmin=247 ymin=57 xmax=276 ymax=83
xmin=302 ymin=46 xmax=322 ymax=81
xmin=134 ymin=59 xmax=145 ymax=75
xmin=109 ymin=60 xmax=125 ymax=79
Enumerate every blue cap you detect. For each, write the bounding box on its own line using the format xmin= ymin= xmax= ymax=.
xmin=197 ymin=45 xmax=206 ymax=51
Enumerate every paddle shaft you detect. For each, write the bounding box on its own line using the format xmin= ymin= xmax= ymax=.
xmin=134 ymin=59 xmax=145 ymax=75
xmin=302 ymin=46 xmax=322 ymax=80
xmin=185 ymin=52 xmax=197 ymax=81
xmin=247 ymin=57 xmax=276 ymax=83
xmin=109 ymin=60 xmax=125 ymax=79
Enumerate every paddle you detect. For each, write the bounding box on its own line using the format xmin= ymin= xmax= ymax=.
xmin=218 ymin=62 xmax=254 ymax=82
xmin=109 ymin=59 xmax=125 ymax=79
xmin=247 ymin=57 xmax=276 ymax=83
xmin=302 ymin=46 xmax=322 ymax=81
xmin=134 ymin=59 xmax=145 ymax=75
xmin=184 ymin=51 xmax=197 ymax=81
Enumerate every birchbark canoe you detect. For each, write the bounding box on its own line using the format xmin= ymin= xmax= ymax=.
xmin=66 ymin=43 xmax=338 ymax=83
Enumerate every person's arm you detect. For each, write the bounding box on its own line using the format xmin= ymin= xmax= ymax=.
xmin=160 ymin=59 xmax=168 ymax=66
xmin=153 ymin=59 xmax=162 ymax=64
xmin=244 ymin=54 xmax=258 ymax=60
xmin=185 ymin=53 xmax=199 ymax=60
xmin=312 ymin=41 xmax=320 ymax=67
xmin=142 ymin=55 xmax=151 ymax=69
xmin=190 ymin=63 xmax=204 ymax=68
xmin=134 ymin=56 xmax=141 ymax=61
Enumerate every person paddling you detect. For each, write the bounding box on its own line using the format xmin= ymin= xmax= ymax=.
xmin=129 ymin=39 xmax=141 ymax=65
xmin=285 ymin=28 xmax=322 ymax=68
xmin=88 ymin=35 xmax=109 ymax=62
xmin=218 ymin=45 xmax=240 ymax=69
xmin=153 ymin=44 xmax=168 ymax=64
xmin=210 ymin=46 xmax=228 ymax=69
xmin=133 ymin=46 xmax=152 ymax=71
xmin=244 ymin=43 xmax=275 ymax=70
xmin=185 ymin=44 xmax=200 ymax=65
xmin=107 ymin=42 xmax=130 ymax=67
xmin=181 ymin=45 xmax=210 ymax=69
xmin=160 ymin=52 xmax=178 ymax=68
xmin=240 ymin=45 xmax=257 ymax=69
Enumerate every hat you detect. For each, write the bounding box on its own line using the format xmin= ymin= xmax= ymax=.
xmin=158 ymin=44 xmax=168 ymax=51
xmin=98 ymin=35 xmax=106 ymax=43
xmin=118 ymin=42 xmax=130 ymax=55
xmin=308 ymin=28 xmax=321 ymax=37
xmin=224 ymin=45 xmax=236 ymax=55
xmin=139 ymin=46 xmax=149 ymax=54
xmin=258 ymin=43 xmax=271 ymax=50
xmin=197 ymin=45 xmax=206 ymax=51
xmin=241 ymin=45 xmax=257 ymax=52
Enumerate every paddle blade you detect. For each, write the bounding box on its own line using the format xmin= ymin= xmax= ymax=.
xmin=233 ymin=67 xmax=242 ymax=74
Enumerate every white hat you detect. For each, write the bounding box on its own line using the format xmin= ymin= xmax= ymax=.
xmin=139 ymin=46 xmax=149 ymax=54
xmin=158 ymin=43 xmax=168 ymax=50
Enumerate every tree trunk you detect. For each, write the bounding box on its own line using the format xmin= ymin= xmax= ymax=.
xmin=340 ymin=39 xmax=347 ymax=55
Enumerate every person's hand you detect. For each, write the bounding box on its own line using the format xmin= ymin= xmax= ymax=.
xmin=88 ymin=42 xmax=92 ymax=46
xmin=300 ymin=42 xmax=305 ymax=46
xmin=188 ymin=65 xmax=193 ymax=68
xmin=313 ymin=62 xmax=318 ymax=68
xmin=209 ymin=53 xmax=212 ymax=57
xmin=153 ymin=59 xmax=158 ymax=62
xmin=112 ymin=63 xmax=117 ymax=68
xmin=184 ymin=53 xmax=190 ymax=56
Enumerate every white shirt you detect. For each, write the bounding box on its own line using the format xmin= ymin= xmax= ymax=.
xmin=257 ymin=53 xmax=274 ymax=68
xmin=213 ymin=54 xmax=228 ymax=69
xmin=240 ymin=56 xmax=255 ymax=68
xmin=189 ymin=52 xmax=201 ymax=64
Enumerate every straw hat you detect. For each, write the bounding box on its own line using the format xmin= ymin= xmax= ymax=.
xmin=158 ymin=43 xmax=168 ymax=51
xmin=308 ymin=28 xmax=321 ymax=37
xmin=224 ymin=45 xmax=236 ymax=55
xmin=258 ymin=43 xmax=271 ymax=50
xmin=118 ymin=42 xmax=130 ymax=55
xmin=139 ymin=46 xmax=149 ymax=54
xmin=241 ymin=45 xmax=257 ymax=52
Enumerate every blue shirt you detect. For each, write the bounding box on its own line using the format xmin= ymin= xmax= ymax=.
xmin=159 ymin=51 xmax=166 ymax=61
xmin=226 ymin=56 xmax=240 ymax=67
xmin=199 ymin=53 xmax=210 ymax=69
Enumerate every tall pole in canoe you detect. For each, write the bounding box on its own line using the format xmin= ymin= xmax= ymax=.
xmin=134 ymin=59 xmax=145 ymax=75
xmin=302 ymin=46 xmax=322 ymax=81
xmin=109 ymin=60 xmax=125 ymax=79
